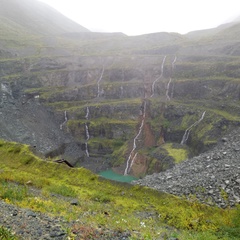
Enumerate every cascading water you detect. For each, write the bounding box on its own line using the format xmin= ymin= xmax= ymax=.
xmin=167 ymin=56 xmax=177 ymax=100
xmin=124 ymin=55 xmax=174 ymax=174
xmin=85 ymin=106 xmax=89 ymax=120
xmin=181 ymin=111 xmax=206 ymax=145
xmin=97 ymin=67 xmax=105 ymax=98
xmin=151 ymin=56 xmax=166 ymax=97
xmin=171 ymin=83 xmax=175 ymax=99
xmin=172 ymin=56 xmax=177 ymax=70
xmin=85 ymin=107 xmax=90 ymax=157
xmin=124 ymin=101 xmax=146 ymax=175
xmin=129 ymin=152 xmax=138 ymax=170
xmin=60 ymin=111 xmax=68 ymax=130
xmin=85 ymin=123 xmax=90 ymax=157
xmin=165 ymin=78 xmax=172 ymax=101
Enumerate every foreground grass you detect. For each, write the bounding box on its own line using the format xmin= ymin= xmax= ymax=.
xmin=0 ymin=226 xmax=17 ymax=240
xmin=0 ymin=140 xmax=239 ymax=239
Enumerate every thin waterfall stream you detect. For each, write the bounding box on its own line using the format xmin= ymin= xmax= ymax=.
xmin=85 ymin=106 xmax=89 ymax=120
xmin=181 ymin=111 xmax=206 ymax=145
xmin=172 ymin=56 xmax=177 ymax=70
xmin=166 ymin=56 xmax=177 ymax=100
xmin=60 ymin=111 xmax=68 ymax=130
xmin=85 ymin=107 xmax=90 ymax=157
xmin=151 ymin=56 xmax=166 ymax=97
xmin=85 ymin=123 xmax=90 ymax=157
xmin=124 ymin=101 xmax=147 ymax=175
xmin=165 ymin=78 xmax=172 ymax=101
xmin=129 ymin=152 xmax=138 ymax=170
xmin=97 ymin=67 xmax=105 ymax=98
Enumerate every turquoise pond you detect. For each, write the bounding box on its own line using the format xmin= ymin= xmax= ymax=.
xmin=99 ymin=170 xmax=138 ymax=183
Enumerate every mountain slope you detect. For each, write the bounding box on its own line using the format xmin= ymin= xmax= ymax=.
xmin=0 ymin=0 xmax=89 ymax=37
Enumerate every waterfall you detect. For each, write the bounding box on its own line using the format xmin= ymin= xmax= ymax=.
xmin=84 ymin=106 xmax=90 ymax=157
xmin=60 ymin=111 xmax=68 ymax=130
xmin=124 ymin=101 xmax=146 ymax=175
xmin=181 ymin=111 xmax=206 ymax=145
xmin=129 ymin=152 xmax=138 ymax=172
xmin=169 ymin=56 xmax=177 ymax=99
xmin=85 ymin=123 xmax=90 ymax=157
xmin=85 ymin=142 xmax=89 ymax=157
xmin=97 ymin=67 xmax=105 ymax=98
xmin=85 ymin=123 xmax=90 ymax=141
xmin=172 ymin=56 xmax=177 ymax=70
xmin=171 ymin=82 xmax=175 ymax=99
xmin=85 ymin=106 xmax=89 ymax=120
xmin=151 ymin=56 xmax=166 ymax=97
xmin=165 ymin=78 xmax=172 ymax=101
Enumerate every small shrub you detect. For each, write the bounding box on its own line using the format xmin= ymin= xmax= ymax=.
xmin=12 ymin=146 xmax=22 ymax=154
xmin=45 ymin=184 xmax=77 ymax=197
xmin=71 ymin=225 xmax=100 ymax=239
xmin=91 ymin=192 xmax=111 ymax=203
xmin=0 ymin=226 xmax=18 ymax=240
xmin=0 ymin=181 xmax=28 ymax=201
xmin=21 ymin=155 xmax=35 ymax=165
xmin=221 ymin=206 xmax=240 ymax=238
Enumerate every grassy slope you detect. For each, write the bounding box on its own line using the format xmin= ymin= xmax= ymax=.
xmin=0 ymin=140 xmax=239 ymax=239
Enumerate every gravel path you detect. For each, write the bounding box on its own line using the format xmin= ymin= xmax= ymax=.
xmin=134 ymin=127 xmax=240 ymax=208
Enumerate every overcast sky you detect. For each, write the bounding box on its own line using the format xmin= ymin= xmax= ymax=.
xmin=39 ymin=0 xmax=240 ymax=35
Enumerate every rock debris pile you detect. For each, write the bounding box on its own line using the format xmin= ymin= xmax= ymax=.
xmin=134 ymin=127 xmax=240 ymax=208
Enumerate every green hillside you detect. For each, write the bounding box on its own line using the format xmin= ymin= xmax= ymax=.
xmin=0 ymin=140 xmax=239 ymax=239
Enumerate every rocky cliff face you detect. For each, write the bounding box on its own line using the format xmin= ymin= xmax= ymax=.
xmin=2 ymin=52 xmax=239 ymax=176
xmin=1 ymin=1 xmax=240 ymax=177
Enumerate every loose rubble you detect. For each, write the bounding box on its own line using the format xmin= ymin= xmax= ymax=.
xmin=0 ymin=201 xmax=68 ymax=240
xmin=133 ymin=128 xmax=240 ymax=208
xmin=0 ymin=199 xmax=131 ymax=240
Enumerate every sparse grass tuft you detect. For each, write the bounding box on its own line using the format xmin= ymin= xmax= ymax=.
xmin=44 ymin=184 xmax=77 ymax=197
xmin=0 ymin=226 xmax=18 ymax=240
xmin=0 ymin=181 xmax=28 ymax=201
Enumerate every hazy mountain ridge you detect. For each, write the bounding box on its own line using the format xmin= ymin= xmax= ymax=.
xmin=0 ymin=0 xmax=89 ymax=37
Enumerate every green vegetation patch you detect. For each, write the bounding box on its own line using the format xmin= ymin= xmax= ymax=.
xmin=0 ymin=226 xmax=18 ymax=240
xmin=162 ymin=143 xmax=188 ymax=163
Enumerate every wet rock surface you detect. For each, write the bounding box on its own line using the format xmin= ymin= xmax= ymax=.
xmin=133 ymin=127 xmax=240 ymax=208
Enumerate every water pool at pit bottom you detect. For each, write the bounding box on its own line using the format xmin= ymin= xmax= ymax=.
xmin=99 ymin=170 xmax=138 ymax=183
